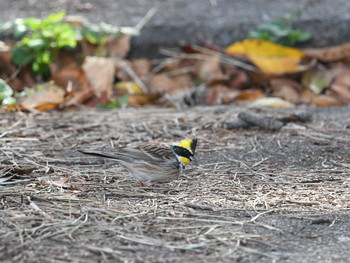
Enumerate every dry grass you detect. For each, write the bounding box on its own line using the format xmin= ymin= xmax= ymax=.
xmin=1 ymin=106 xmax=350 ymax=262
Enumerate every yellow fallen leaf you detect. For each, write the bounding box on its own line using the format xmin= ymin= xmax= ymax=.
xmin=115 ymin=81 xmax=144 ymax=95
xmin=226 ymin=39 xmax=307 ymax=75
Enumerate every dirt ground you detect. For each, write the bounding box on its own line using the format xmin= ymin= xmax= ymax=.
xmin=1 ymin=105 xmax=350 ymax=263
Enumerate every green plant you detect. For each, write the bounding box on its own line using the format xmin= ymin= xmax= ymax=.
xmin=82 ymin=23 xmax=137 ymax=45
xmin=81 ymin=22 xmax=138 ymax=56
xmin=10 ymin=11 xmax=80 ymax=77
xmin=247 ymin=12 xmax=311 ymax=46
xmin=0 ymin=79 xmax=16 ymax=107
xmin=98 ymin=94 xmax=129 ymax=109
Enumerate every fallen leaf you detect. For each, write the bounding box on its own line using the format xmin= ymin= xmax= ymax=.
xmin=128 ymin=94 xmax=159 ymax=106
xmin=226 ymin=39 xmax=311 ymax=75
xmin=51 ymin=68 xmax=89 ymax=92
xmin=206 ymin=85 xmax=229 ymax=105
xmin=0 ymin=46 xmax=34 ymax=91
xmin=82 ymin=56 xmax=115 ymax=98
xmin=198 ymin=55 xmax=227 ymax=83
xmin=249 ymin=97 xmax=294 ymax=108
xmin=330 ymin=70 xmax=350 ymax=101
xmin=51 ymin=66 xmax=93 ymax=106
xmin=227 ymin=69 xmax=250 ymax=89
xmin=270 ymin=78 xmax=301 ymax=103
xmin=20 ymin=84 xmax=65 ymax=111
xmin=234 ymin=89 xmax=264 ymax=101
xmin=171 ymin=75 xmax=194 ymax=92
xmin=302 ymin=68 xmax=332 ymax=94
xmin=115 ymin=81 xmax=144 ymax=95
xmin=206 ymin=85 xmax=239 ymax=105
xmin=304 ymin=42 xmax=350 ymax=62
xmin=311 ymin=95 xmax=346 ymax=106
xmin=131 ymin=59 xmax=152 ymax=80
xmin=49 ymin=50 xmax=81 ymax=74
xmin=147 ymin=73 xmax=177 ymax=95
xmin=105 ymin=34 xmax=131 ymax=58
xmin=299 ymin=89 xmax=316 ymax=104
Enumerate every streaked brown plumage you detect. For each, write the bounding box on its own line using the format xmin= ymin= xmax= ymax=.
xmin=78 ymin=139 xmax=197 ymax=182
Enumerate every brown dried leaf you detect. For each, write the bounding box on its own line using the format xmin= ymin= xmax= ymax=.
xmin=128 ymin=94 xmax=159 ymax=106
xmin=0 ymin=46 xmax=34 ymax=91
xmin=51 ymin=68 xmax=88 ymax=92
xmin=311 ymin=95 xmax=346 ymax=106
xmin=82 ymin=56 xmax=115 ymax=98
xmin=206 ymin=85 xmax=238 ymax=105
xmin=106 ymin=34 xmax=131 ymax=58
xmin=171 ymin=75 xmax=194 ymax=92
xmin=198 ymin=55 xmax=227 ymax=83
xmin=304 ymin=42 xmax=350 ymax=62
xmin=227 ymin=69 xmax=249 ymax=89
xmin=330 ymin=70 xmax=350 ymax=101
xmin=50 ymin=50 xmax=81 ymax=74
xmin=147 ymin=73 xmax=177 ymax=95
xmin=299 ymin=89 xmax=316 ymax=104
xmin=234 ymin=89 xmax=264 ymax=101
xmin=51 ymin=67 xmax=94 ymax=106
xmin=131 ymin=59 xmax=152 ymax=80
xmin=20 ymin=84 xmax=65 ymax=111
xmin=270 ymin=78 xmax=301 ymax=103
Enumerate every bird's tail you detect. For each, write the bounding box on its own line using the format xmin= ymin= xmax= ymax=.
xmin=78 ymin=149 xmax=123 ymax=160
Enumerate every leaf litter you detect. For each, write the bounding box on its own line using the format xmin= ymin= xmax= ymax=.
xmin=3 ymin=13 xmax=350 ymax=110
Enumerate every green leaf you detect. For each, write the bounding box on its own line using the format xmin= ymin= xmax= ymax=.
xmin=0 ymin=79 xmax=16 ymax=106
xmin=0 ymin=21 xmax=14 ymax=32
xmin=118 ymin=94 xmax=129 ymax=106
xmin=98 ymin=95 xmax=129 ymax=109
xmin=12 ymin=46 xmax=34 ymax=65
xmin=42 ymin=11 xmax=66 ymax=25
xmin=2 ymin=96 xmax=16 ymax=106
xmin=0 ymin=79 xmax=13 ymax=101
xmin=0 ymin=19 xmax=29 ymax=38
xmin=248 ymin=13 xmax=312 ymax=46
xmin=26 ymin=38 xmax=45 ymax=49
xmin=32 ymin=61 xmax=50 ymax=76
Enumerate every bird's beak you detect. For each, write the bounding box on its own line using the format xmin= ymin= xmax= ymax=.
xmin=190 ymin=156 xmax=197 ymax=163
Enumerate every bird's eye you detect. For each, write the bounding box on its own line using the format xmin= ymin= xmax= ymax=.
xmin=173 ymin=145 xmax=193 ymax=159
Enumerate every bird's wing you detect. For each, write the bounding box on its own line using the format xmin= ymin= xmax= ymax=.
xmin=78 ymin=143 xmax=175 ymax=164
xmin=137 ymin=142 xmax=175 ymax=161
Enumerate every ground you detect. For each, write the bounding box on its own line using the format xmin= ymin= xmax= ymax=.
xmin=1 ymin=105 xmax=350 ymax=262
xmin=1 ymin=1 xmax=350 ymax=262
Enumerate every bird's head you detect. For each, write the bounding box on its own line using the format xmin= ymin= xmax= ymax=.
xmin=172 ymin=138 xmax=197 ymax=166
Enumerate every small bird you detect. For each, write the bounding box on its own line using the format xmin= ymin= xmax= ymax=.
xmin=78 ymin=138 xmax=197 ymax=183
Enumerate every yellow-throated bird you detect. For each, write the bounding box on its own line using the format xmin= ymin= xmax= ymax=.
xmin=78 ymin=138 xmax=197 ymax=183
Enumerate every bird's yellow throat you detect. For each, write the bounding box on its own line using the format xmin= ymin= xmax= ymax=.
xmin=177 ymin=139 xmax=195 ymax=166
xmin=177 ymin=139 xmax=193 ymax=151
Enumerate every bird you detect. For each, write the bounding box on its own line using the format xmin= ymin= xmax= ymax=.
xmin=78 ymin=138 xmax=197 ymax=183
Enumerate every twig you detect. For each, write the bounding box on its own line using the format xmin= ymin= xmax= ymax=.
xmin=116 ymin=58 xmax=149 ymax=93
xmin=27 ymin=196 xmax=53 ymax=220
xmin=135 ymin=7 xmax=157 ymax=31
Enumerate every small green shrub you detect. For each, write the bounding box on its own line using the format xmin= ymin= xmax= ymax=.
xmin=248 ymin=12 xmax=311 ymax=46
